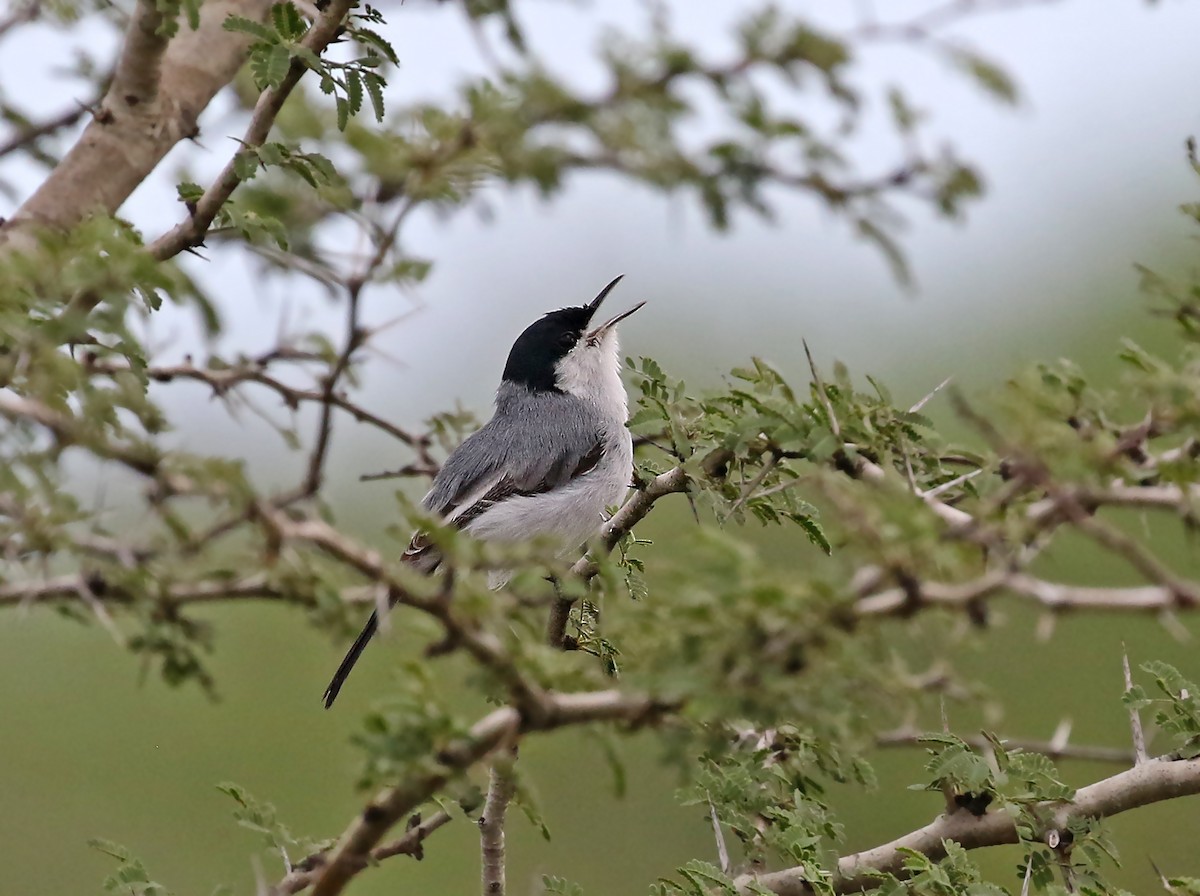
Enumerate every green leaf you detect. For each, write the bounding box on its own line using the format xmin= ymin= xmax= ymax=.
xmin=541 ymin=876 xmax=585 ymax=896
xmin=233 ymin=149 xmax=260 ymax=181
xmin=252 ymin=42 xmax=291 ymax=88
xmin=223 ymin=15 xmax=277 ymax=42
xmin=271 ymin=1 xmax=306 ymax=40
xmin=352 ymin=26 xmax=400 ymax=64
xmin=345 ymin=68 xmax=364 ymax=114
xmin=950 ymin=49 xmax=1019 ymax=105
xmin=89 ymin=839 xmax=172 ymax=895
xmin=175 ymin=181 xmax=204 ymax=204
xmin=791 ymin=514 xmax=831 ymax=555
xmin=364 ymin=71 xmax=387 ymax=122
xmin=181 ymin=0 xmax=201 ymax=30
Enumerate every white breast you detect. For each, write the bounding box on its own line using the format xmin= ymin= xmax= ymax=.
xmin=468 ymin=327 xmax=633 ymax=551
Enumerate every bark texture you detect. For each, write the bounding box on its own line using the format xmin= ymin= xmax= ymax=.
xmin=0 ymin=0 xmax=272 ymax=255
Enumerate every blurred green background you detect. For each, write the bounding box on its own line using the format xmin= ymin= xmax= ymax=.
xmin=3 ymin=1 xmax=1200 ymax=894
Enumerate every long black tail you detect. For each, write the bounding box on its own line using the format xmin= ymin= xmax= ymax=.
xmin=322 ymin=609 xmax=379 ymax=708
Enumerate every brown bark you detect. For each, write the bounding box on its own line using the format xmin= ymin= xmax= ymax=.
xmin=0 ymin=0 xmax=272 ymax=255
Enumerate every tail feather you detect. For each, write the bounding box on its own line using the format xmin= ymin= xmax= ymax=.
xmin=322 ymin=609 xmax=379 ymax=709
xmin=323 ymin=540 xmax=441 ymax=709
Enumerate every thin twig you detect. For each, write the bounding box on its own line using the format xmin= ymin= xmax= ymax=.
xmin=479 ymin=746 xmax=518 ymax=896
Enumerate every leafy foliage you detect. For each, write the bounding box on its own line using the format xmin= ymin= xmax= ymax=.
xmin=0 ymin=2 xmax=1198 ymax=896
xmin=217 ymin=781 xmax=327 ymax=857
xmin=1125 ymin=662 xmax=1200 ymax=759
xmin=89 ymin=839 xmax=172 ymax=896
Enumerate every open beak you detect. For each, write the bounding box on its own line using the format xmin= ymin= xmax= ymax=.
xmin=586 ymin=274 xmax=625 ymax=316
xmin=588 ymin=301 xmax=646 ymax=340
xmin=585 ymin=274 xmax=645 ymax=339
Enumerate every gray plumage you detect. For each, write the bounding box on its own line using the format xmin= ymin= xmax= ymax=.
xmin=322 ymin=277 xmax=642 ymax=708
xmin=427 ymin=386 xmax=607 ymax=515
xmin=423 ymin=384 xmax=628 ymax=544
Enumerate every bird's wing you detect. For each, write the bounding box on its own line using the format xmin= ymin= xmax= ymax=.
xmin=325 ymin=394 xmax=606 ymax=708
xmin=404 ymin=391 xmax=607 ymax=566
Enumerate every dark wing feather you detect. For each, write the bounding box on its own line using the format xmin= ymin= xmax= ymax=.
xmin=453 ymin=439 xmax=604 ymax=527
xmin=423 ymin=388 xmax=608 ymax=518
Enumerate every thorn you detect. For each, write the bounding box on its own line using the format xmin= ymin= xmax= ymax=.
xmin=1148 ymin=855 xmax=1177 ymax=893
xmin=1036 ymin=612 xmax=1057 ymax=642
xmin=802 ymin=339 xmax=840 ymax=437
xmin=1122 ymin=644 xmax=1148 ymax=765
xmin=910 ymin=375 xmax=954 ymax=413
xmin=708 ymin=798 xmax=730 ymax=875
xmin=1020 ymin=852 xmax=1033 ymax=896
xmin=1159 ymin=609 xmax=1191 ymax=643
xmin=1049 ymin=718 xmax=1072 ymax=754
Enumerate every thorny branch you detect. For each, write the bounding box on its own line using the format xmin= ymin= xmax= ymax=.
xmin=875 ymin=726 xmax=1137 ymax=766
xmin=737 ymin=756 xmax=1200 ymax=895
xmin=85 ymin=353 xmax=437 ymax=462
xmin=147 ymin=0 xmax=356 ymax=263
xmin=0 ymin=101 xmax=90 ymax=161
xmin=0 ymin=0 xmax=277 ymax=255
xmin=0 ymin=2 xmax=1196 ymax=893
xmin=289 ymin=691 xmax=674 ymax=896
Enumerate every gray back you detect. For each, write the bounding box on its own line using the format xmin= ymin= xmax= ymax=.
xmin=423 ymin=383 xmax=607 ymax=516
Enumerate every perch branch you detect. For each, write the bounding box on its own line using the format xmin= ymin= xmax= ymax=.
xmin=736 ymin=756 xmax=1200 ymax=895
xmin=303 ymin=690 xmax=673 ymax=896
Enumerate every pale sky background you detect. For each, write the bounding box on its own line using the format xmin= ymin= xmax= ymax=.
xmin=2 ymin=0 xmax=1199 ymax=493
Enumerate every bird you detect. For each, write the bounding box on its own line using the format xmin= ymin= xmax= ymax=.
xmin=322 ymin=275 xmax=644 ymax=708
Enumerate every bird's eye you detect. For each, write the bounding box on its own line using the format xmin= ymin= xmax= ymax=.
xmin=558 ymin=332 xmax=576 ymax=349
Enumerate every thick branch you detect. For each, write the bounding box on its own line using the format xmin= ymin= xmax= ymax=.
xmin=148 ymin=0 xmax=355 ymax=261
xmin=0 ymin=0 xmax=274 ymax=254
xmin=111 ymin=0 xmax=171 ymax=108
xmin=735 ymin=756 xmax=1200 ymax=895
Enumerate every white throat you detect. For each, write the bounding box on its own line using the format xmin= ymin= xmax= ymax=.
xmin=554 ymin=329 xmax=628 ymax=421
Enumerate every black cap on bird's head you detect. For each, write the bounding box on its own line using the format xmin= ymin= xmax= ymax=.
xmin=502 ymin=275 xmax=645 ymax=392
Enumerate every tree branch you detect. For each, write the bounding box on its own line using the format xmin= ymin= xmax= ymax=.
xmin=875 ymin=727 xmax=1137 ymax=765
xmin=111 ymin=0 xmax=171 ymax=109
xmin=736 ymin=756 xmax=1200 ymax=895
xmin=0 ymin=0 xmax=275 ymax=255
xmin=304 ymin=690 xmax=673 ymax=896
xmin=147 ymin=0 xmax=355 ymax=262
xmin=87 ymin=354 xmax=436 ymax=461
xmin=0 ymin=101 xmax=90 ymax=160
xmin=274 ymin=807 xmax=455 ymax=894
xmin=855 ymin=569 xmax=1200 ymax=617
xmin=546 ymin=465 xmax=690 ymax=647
